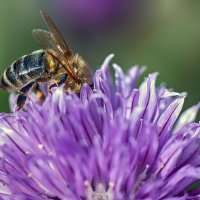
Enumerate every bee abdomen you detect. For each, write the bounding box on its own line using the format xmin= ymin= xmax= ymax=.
xmin=0 ymin=72 xmax=11 ymax=91
xmin=0 ymin=65 xmax=19 ymax=91
xmin=17 ymin=50 xmax=47 ymax=81
xmin=0 ymin=50 xmax=47 ymax=91
xmin=0 ymin=58 xmax=27 ymax=91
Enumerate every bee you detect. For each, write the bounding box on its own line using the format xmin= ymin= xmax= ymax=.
xmin=0 ymin=11 xmax=92 ymax=110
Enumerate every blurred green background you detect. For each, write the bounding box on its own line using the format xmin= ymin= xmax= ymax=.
xmin=0 ymin=0 xmax=199 ymax=113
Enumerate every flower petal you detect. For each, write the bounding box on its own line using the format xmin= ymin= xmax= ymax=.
xmin=160 ymin=165 xmax=200 ymax=198
xmin=174 ymin=102 xmax=200 ymax=132
xmin=157 ymin=96 xmax=185 ymax=145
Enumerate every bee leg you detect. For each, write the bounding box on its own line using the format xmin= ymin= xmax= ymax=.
xmin=15 ymin=93 xmax=27 ymax=111
xmin=48 ymin=83 xmax=57 ymax=94
xmin=34 ymin=83 xmax=45 ymax=102
xmin=48 ymin=74 xmax=68 ymax=93
xmin=15 ymin=82 xmax=36 ymax=111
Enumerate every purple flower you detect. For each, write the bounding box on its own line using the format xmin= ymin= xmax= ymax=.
xmin=0 ymin=54 xmax=200 ymax=200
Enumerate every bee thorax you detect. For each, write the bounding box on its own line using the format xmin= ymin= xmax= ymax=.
xmin=70 ymin=54 xmax=92 ymax=85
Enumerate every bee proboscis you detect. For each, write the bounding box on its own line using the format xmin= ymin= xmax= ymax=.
xmin=0 ymin=11 xmax=92 ymax=110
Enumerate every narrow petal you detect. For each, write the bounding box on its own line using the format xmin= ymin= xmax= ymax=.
xmin=137 ymin=73 xmax=158 ymax=122
xmin=156 ymin=138 xmax=187 ymax=178
xmin=125 ymin=89 xmax=139 ymax=119
xmin=126 ymin=66 xmax=146 ymax=91
xmin=160 ymin=165 xmax=200 ymax=198
xmin=137 ymin=123 xmax=159 ymax=169
xmin=113 ymin=63 xmax=125 ymax=94
xmin=174 ymin=102 xmax=200 ymax=132
xmin=157 ymin=96 xmax=185 ymax=145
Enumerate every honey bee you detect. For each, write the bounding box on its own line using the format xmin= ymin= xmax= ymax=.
xmin=0 ymin=11 xmax=92 ymax=110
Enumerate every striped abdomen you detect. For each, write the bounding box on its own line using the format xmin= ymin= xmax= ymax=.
xmin=0 ymin=50 xmax=51 ymax=91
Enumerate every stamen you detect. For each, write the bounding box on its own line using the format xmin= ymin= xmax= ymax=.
xmin=38 ymin=144 xmax=44 ymax=150
xmin=28 ymin=172 xmax=32 ymax=178
xmin=150 ymin=163 xmax=164 ymax=180
xmin=25 ymin=151 xmax=31 ymax=154
xmin=85 ymin=180 xmax=114 ymax=200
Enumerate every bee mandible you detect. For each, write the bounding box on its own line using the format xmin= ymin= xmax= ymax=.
xmin=0 ymin=11 xmax=92 ymax=110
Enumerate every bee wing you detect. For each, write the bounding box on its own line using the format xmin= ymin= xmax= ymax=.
xmin=32 ymin=29 xmax=79 ymax=83
xmin=32 ymin=29 xmax=61 ymax=54
xmin=40 ymin=10 xmax=72 ymax=58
